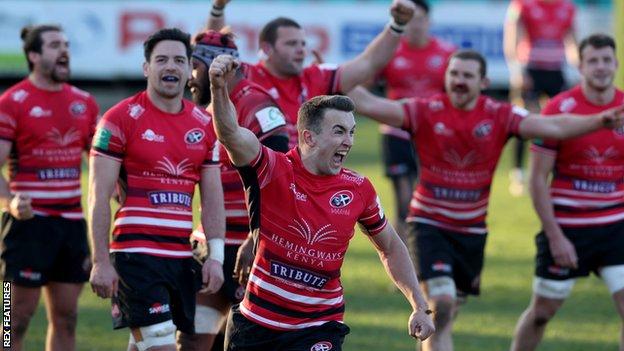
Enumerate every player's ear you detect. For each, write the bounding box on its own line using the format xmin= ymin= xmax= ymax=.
xmin=302 ymin=129 xmax=316 ymax=147
xmin=142 ymin=61 xmax=149 ymax=78
xmin=480 ymin=76 xmax=490 ymax=90
xmin=259 ymin=42 xmax=272 ymax=57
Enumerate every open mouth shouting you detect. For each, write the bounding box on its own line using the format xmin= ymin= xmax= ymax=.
xmin=332 ymin=150 xmax=349 ymax=168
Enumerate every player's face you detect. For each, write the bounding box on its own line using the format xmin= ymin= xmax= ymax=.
xmin=189 ymin=58 xmax=211 ymax=106
xmin=144 ymin=40 xmax=191 ymax=100
xmin=405 ymin=6 xmax=429 ymax=42
xmin=445 ymin=58 xmax=485 ymax=110
xmin=580 ymin=46 xmax=617 ymax=93
xmin=312 ymin=110 xmax=355 ymax=175
xmin=32 ymin=31 xmax=70 ymax=83
xmin=266 ymin=26 xmax=306 ymax=76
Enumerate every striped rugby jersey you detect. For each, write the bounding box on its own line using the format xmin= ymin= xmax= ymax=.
xmin=402 ymin=94 xmax=528 ymax=234
xmin=237 ymin=146 xmax=387 ymax=330
xmin=532 ymin=86 xmax=624 ymax=227
xmin=91 ymin=91 xmax=218 ymax=258
xmin=0 ymin=79 xmax=98 ymax=219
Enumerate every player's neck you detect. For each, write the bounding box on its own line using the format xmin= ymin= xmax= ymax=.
xmin=28 ymin=72 xmax=63 ymax=92
xmin=147 ymin=88 xmax=184 ymax=114
xmin=263 ymin=60 xmax=291 ymax=79
xmin=581 ymin=83 xmax=616 ymax=106
xmin=406 ymin=35 xmax=429 ymax=48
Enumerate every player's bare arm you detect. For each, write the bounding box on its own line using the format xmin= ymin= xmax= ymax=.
xmin=338 ymin=0 xmax=416 ymax=93
xmin=347 ymin=86 xmax=406 ymax=128
xmin=209 ymin=54 xmax=261 ymax=166
xmin=206 ymin=0 xmax=230 ymax=31
xmin=233 ymin=233 xmax=254 ymax=285
xmin=529 ymin=151 xmax=578 ymax=269
xmin=368 ymin=224 xmax=435 ymax=341
xmin=0 ymin=140 xmax=33 ymax=220
xmin=519 ymin=105 xmax=624 ymax=140
xmin=88 ymin=155 xmax=121 ymax=299
xmin=199 ymin=166 xmax=226 ymax=294
xmin=503 ymin=1 xmax=527 ymax=92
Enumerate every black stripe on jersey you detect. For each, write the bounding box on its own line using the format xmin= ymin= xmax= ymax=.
xmin=237 ymin=152 xmax=264 ymax=236
xmin=363 ymin=217 xmax=386 ymax=233
xmin=246 ymin=291 xmax=344 ymax=319
xmin=92 ymin=147 xmax=123 ymax=160
xmin=34 ymin=202 xmax=81 ymax=210
xmin=114 ymin=233 xmax=190 ymax=245
xmin=554 ymin=203 xmax=624 ymax=213
xmin=226 ymin=224 xmax=250 ymax=233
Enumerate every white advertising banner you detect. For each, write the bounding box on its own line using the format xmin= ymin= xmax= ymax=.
xmin=0 ymin=1 xmax=613 ymax=87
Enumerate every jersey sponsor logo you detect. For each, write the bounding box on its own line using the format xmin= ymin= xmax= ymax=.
xmin=290 ymin=219 xmax=337 ymax=245
xmin=192 ymin=106 xmax=211 ymax=126
xmin=434 ymin=122 xmax=454 ymax=136
xmin=428 ymin=100 xmax=444 ymax=112
xmin=38 ymin=167 xmax=80 ymax=180
xmin=572 ymin=179 xmax=616 ymax=193
xmin=29 ymin=106 xmax=52 ymax=118
xmin=427 ymin=55 xmax=444 ymax=69
xmin=255 ymin=106 xmax=286 ymax=133
xmin=583 ymin=146 xmax=619 ymax=164
xmin=289 ymin=183 xmax=307 ymax=202
xmin=11 ymin=89 xmax=28 ymax=103
xmin=310 ymin=341 xmax=333 ymax=351
xmin=329 ymin=190 xmax=353 ymax=209
xmin=270 ymin=260 xmax=329 ymax=289
xmin=46 ymin=127 xmax=81 ymax=146
xmin=148 ymin=303 xmax=170 ymax=315
xmin=141 ymin=129 xmax=165 ymax=143
xmin=127 ymin=103 xmax=145 ymax=119
xmin=340 ymin=172 xmax=364 ymax=185
xmin=184 ymin=128 xmax=205 ymax=144
xmin=431 ymin=260 xmax=452 ymax=273
xmin=69 ymin=101 xmax=87 ymax=117
xmin=155 ymin=157 xmax=193 ymax=176
xmin=547 ymin=265 xmax=570 ymax=277
xmin=472 ymin=120 xmax=493 ymax=139
xmin=431 ymin=186 xmax=481 ymax=201
xmin=613 ymin=126 xmax=624 ymax=137
xmin=148 ymin=191 xmax=192 ymax=207
xmin=93 ymin=128 xmax=112 ymax=150
xmin=442 ymin=149 xmax=478 ymax=169
xmin=270 ymin=233 xmax=343 ymax=268
xmin=392 ymin=56 xmax=410 ymax=70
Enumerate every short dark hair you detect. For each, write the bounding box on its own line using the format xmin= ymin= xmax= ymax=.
xmin=410 ymin=0 xmax=430 ymax=14
xmin=450 ymin=49 xmax=487 ymax=78
xmin=259 ymin=17 xmax=301 ymax=46
xmin=21 ymin=24 xmax=63 ymax=72
xmin=297 ymin=95 xmax=355 ymax=135
xmin=143 ymin=28 xmax=192 ymax=62
xmin=579 ymin=33 xmax=616 ymax=60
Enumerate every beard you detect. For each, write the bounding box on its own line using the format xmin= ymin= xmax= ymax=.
xmin=192 ymin=86 xmax=211 ymax=106
xmin=51 ymin=67 xmax=70 ymax=83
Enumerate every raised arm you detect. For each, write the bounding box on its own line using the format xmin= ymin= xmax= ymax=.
xmin=529 ymin=150 xmax=578 ymax=268
xmin=209 ymin=55 xmax=261 ymax=166
xmin=368 ymin=224 xmax=434 ymax=341
xmin=206 ymin=0 xmax=230 ymax=31
xmin=88 ymin=155 xmax=121 ymax=299
xmin=338 ymin=0 xmax=415 ymax=93
xmin=347 ymin=86 xmax=406 ymax=128
xmin=198 ymin=166 xmax=226 ymax=293
xmin=518 ymin=105 xmax=624 ymax=140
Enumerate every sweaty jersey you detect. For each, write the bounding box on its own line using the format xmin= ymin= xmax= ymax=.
xmin=402 ymin=94 xmax=528 ymax=234
xmin=379 ymin=37 xmax=455 ymax=139
xmin=508 ymin=0 xmax=576 ymax=70
xmin=238 ymin=146 xmax=387 ymax=330
xmin=244 ymin=62 xmax=342 ymax=148
xmin=192 ymin=78 xmax=287 ymax=246
xmin=91 ymin=91 xmax=218 ymax=258
xmin=0 ymin=79 xmax=98 ymax=219
xmin=532 ymin=86 xmax=624 ymax=227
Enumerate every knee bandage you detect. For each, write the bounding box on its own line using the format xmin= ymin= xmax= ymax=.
xmin=426 ymin=276 xmax=456 ymax=298
xmin=533 ymin=277 xmax=575 ymax=299
xmin=129 ymin=320 xmax=176 ymax=351
xmin=195 ymin=305 xmax=225 ymax=334
xmin=600 ymin=265 xmax=624 ymax=294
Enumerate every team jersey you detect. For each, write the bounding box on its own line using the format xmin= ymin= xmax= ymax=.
xmin=508 ymin=0 xmax=576 ymax=70
xmin=244 ymin=62 xmax=342 ymax=148
xmin=402 ymin=94 xmax=528 ymax=234
xmin=237 ymin=146 xmax=387 ymax=330
xmin=91 ymin=91 xmax=218 ymax=258
xmin=0 ymin=79 xmax=98 ymax=219
xmin=378 ymin=37 xmax=455 ymax=139
xmin=192 ymin=79 xmax=287 ymax=246
xmin=531 ymin=86 xmax=624 ymax=227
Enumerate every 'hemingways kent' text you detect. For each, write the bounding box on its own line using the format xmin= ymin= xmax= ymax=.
xmin=2 ymin=281 xmax=10 ymax=349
